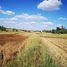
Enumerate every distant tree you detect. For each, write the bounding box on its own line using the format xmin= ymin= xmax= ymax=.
xmin=56 ymin=27 xmax=60 ymax=31
xmin=16 ymin=29 xmax=18 ymax=32
xmin=0 ymin=26 xmax=6 ymax=31
xmin=51 ymin=29 xmax=56 ymax=33
xmin=43 ymin=26 xmax=67 ymax=34
xmin=51 ymin=26 xmax=67 ymax=34
xmin=12 ymin=29 xmax=16 ymax=32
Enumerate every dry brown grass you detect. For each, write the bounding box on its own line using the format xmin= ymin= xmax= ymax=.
xmin=0 ymin=34 xmax=27 ymax=66
xmin=42 ymin=37 xmax=67 ymax=67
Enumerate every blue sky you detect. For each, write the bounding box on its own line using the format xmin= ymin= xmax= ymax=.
xmin=0 ymin=0 xmax=67 ymax=30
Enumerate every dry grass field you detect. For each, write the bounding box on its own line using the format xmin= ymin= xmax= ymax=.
xmin=40 ymin=32 xmax=67 ymax=67
xmin=0 ymin=32 xmax=67 ymax=67
xmin=0 ymin=33 xmax=27 ymax=66
xmin=42 ymin=38 xmax=67 ymax=67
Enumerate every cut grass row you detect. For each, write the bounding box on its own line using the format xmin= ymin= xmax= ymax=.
xmin=5 ymin=35 xmax=59 ymax=67
xmin=46 ymin=38 xmax=67 ymax=53
xmin=39 ymin=32 xmax=67 ymax=39
xmin=42 ymin=37 xmax=67 ymax=67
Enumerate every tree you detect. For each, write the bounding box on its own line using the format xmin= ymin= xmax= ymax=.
xmin=0 ymin=26 xmax=6 ymax=31
xmin=51 ymin=29 xmax=56 ymax=33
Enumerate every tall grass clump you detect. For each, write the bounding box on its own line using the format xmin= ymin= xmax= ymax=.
xmin=44 ymin=48 xmax=59 ymax=67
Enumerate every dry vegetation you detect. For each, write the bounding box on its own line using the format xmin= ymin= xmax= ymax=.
xmin=6 ymin=35 xmax=59 ymax=67
xmin=0 ymin=34 xmax=27 ymax=66
xmin=39 ymin=32 xmax=67 ymax=39
xmin=41 ymin=33 xmax=67 ymax=67
xmin=0 ymin=32 xmax=67 ymax=67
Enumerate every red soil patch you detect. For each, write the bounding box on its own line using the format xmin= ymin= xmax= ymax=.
xmin=0 ymin=34 xmax=27 ymax=45
xmin=0 ymin=34 xmax=27 ymax=65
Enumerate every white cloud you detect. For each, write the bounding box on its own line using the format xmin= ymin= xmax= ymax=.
xmin=25 ymin=22 xmax=36 ymax=25
xmin=0 ymin=18 xmax=16 ymax=23
xmin=0 ymin=10 xmax=15 ymax=15
xmin=37 ymin=0 xmax=62 ymax=11
xmin=0 ymin=6 xmax=15 ymax=15
xmin=41 ymin=22 xmax=54 ymax=25
xmin=58 ymin=17 xmax=66 ymax=20
xmin=0 ymin=17 xmax=37 ymax=25
xmin=58 ymin=24 xmax=64 ymax=28
xmin=30 ymin=22 xmax=36 ymax=24
xmin=42 ymin=25 xmax=48 ymax=28
xmin=11 ymin=13 xmax=47 ymax=21
xmin=58 ymin=24 xmax=62 ymax=26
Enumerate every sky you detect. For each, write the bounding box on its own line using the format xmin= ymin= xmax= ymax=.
xmin=0 ymin=0 xmax=67 ymax=30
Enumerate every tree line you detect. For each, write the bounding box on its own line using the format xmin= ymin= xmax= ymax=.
xmin=43 ymin=26 xmax=67 ymax=34
xmin=0 ymin=26 xmax=6 ymax=31
xmin=0 ymin=26 xmax=18 ymax=32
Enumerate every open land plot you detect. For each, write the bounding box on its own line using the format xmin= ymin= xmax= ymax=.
xmin=41 ymin=37 xmax=67 ymax=67
xmin=0 ymin=32 xmax=67 ymax=67
xmin=0 ymin=34 xmax=27 ymax=66
xmin=6 ymin=34 xmax=60 ymax=67
xmin=39 ymin=32 xmax=67 ymax=39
